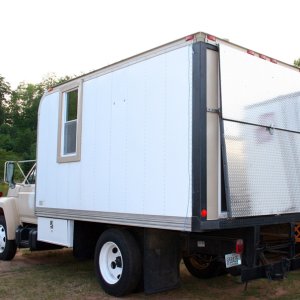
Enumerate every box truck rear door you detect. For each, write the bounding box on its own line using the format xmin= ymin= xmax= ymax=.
xmin=219 ymin=43 xmax=300 ymax=217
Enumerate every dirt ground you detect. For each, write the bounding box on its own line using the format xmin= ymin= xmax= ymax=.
xmin=0 ymin=250 xmax=45 ymax=272
xmin=1 ymin=249 xmax=300 ymax=299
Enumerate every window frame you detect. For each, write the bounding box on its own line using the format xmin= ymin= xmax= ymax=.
xmin=57 ymin=80 xmax=83 ymax=163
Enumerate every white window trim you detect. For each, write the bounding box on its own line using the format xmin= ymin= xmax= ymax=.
xmin=57 ymin=80 xmax=83 ymax=163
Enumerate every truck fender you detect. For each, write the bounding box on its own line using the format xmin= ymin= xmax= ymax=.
xmin=0 ymin=197 xmax=20 ymax=240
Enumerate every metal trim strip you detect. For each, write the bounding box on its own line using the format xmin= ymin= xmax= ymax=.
xmin=192 ymin=42 xmax=218 ymax=223
xmin=191 ymin=42 xmax=205 ymax=218
xmin=35 ymin=208 xmax=192 ymax=231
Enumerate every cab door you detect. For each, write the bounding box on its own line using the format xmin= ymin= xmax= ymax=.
xmin=16 ymin=165 xmax=37 ymax=224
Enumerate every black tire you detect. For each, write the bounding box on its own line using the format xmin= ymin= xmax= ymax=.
xmin=183 ymin=254 xmax=224 ymax=279
xmin=0 ymin=216 xmax=17 ymax=261
xmin=94 ymin=228 xmax=142 ymax=297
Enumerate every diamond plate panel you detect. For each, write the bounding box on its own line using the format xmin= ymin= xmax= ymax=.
xmin=224 ymin=120 xmax=300 ymax=217
xmin=219 ymin=43 xmax=300 ymax=132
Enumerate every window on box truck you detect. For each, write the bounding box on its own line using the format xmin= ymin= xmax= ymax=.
xmin=63 ymin=89 xmax=78 ymax=154
xmin=57 ymin=81 xmax=82 ymax=163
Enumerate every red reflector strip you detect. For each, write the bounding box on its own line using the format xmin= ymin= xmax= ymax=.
xmin=185 ymin=35 xmax=195 ymax=41
xmin=207 ymin=34 xmax=216 ymax=41
xmin=270 ymin=58 xmax=277 ymax=64
xmin=259 ymin=54 xmax=267 ymax=60
xmin=247 ymin=50 xmax=255 ymax=56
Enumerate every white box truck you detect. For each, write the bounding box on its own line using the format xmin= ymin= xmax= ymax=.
xmin=1 ymin=32 xmax=300 ymax=296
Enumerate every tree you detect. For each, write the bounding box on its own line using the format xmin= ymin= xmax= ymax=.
xmin=0 ymin=76 xmax=11 ymax=127
xmin=294 ymin=58 xmax=300 ymax=67
xmin=0 ymin=74 xmax=73 ymax=181
xmin=6 ymin=74 xmax=73 ymax=158
xmin=3 ymin=74 xmax=71 ymax=155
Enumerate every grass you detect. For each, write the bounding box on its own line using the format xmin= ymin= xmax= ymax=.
xmin=0 ymin=250 xmax=104 ymax=300
xmin=2 ymin=250 xmax=300 ymax=299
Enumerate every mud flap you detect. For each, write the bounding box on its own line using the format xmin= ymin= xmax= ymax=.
xmin=143 ymin=228 xmax=181 ymax=294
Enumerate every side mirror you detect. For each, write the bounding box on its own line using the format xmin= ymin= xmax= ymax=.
xmin=5 ymin=162 xmax=15 ymax=189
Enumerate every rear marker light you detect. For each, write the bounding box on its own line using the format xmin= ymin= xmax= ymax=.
xmin=270 ymin=58 xmax=277 ymax=64
xmin=236 ymin=239 xmax=244 ymax=254
xmin=247 ymin=50 xmax=255 ymax=56
xmin=207 ymin=35 xmax=216 ymax=41
xmin=259 ymin=54 xmax=267 ymax=60
xmin=185 ymin=35 xmax=195 ymax=41
xmin=201 ymin=209 xmax=207 ymax=218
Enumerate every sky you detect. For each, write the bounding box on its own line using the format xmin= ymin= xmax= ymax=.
xmin=1 ymin=0 xmax=300 ymax=88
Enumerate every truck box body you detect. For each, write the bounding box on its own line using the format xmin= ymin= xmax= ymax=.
xmin=3 ymin=32 xmax=300 ymax=296
xmin=36 ymin=45 xmax=196 ymax=231
xmin=35 ymin=33 xmax=300 ymax=233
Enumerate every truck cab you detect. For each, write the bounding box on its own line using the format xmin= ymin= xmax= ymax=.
xmin=7 ymin=162 xmax=37 ymax=224
xmin=0 ymin=161 xmax=37 ymax=260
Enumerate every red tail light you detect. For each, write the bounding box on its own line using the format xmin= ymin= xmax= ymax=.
xmin=0 ymin=192 xmax=3 ymax=197
xmin=200 ymin=209 xmax=207 ymax=218
xmin=236 ymin=239 xmax=244 ymax=254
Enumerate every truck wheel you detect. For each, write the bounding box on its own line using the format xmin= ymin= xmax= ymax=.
xmin=0 ymin=216 xmax=17 ymax=261
xmin=183 ymin=254 xmax=223 ymax=279
xmin=94 ymin=228 xmax=141 ymax=297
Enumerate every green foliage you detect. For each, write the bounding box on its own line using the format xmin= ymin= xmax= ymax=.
xmin=0 ymin=73 xmax=73 ymax=180
xmin=294 ymin=58 xmax=300 ymax=67
xmin=0 ymin=149 xmax=21 ymax=182
xmin=0 ymin=76 xmax=11 ymax=132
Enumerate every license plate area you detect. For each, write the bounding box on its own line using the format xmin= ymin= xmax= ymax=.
xmin=225 ymin=253 xmax=241 ymax=268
